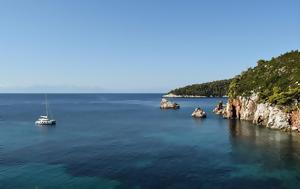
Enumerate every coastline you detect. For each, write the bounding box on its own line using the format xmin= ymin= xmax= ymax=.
xmin=222 ymin=94 xmax=300 ymax=132
xmin=162 ymin=93 xmax=228 ymax=98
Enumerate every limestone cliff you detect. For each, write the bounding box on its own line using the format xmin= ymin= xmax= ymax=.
xmin=223 ymin=94 xmax=300 ymax=131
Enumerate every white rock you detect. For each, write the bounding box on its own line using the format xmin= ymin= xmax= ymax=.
xmin=191 ymin=108 xmax=207 ymax=118
xmin=291 ymin=126 xmax=298 ymax=131
xmin=223 ymin=93 xmax=292 ymax=130
xmin=253 ymin=103 xmax=270 ymax=125
xmin=267 ymin=106 xmax=290 ymax=129
xmin=160 ymin=98 xmax=180 ymax=109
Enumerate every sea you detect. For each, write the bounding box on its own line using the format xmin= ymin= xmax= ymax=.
xmin=1 ymin=94 xmax=300 ymax=189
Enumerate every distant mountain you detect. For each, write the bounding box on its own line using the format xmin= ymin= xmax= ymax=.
xmin=168 ymin=79 xmax=232 ymax=97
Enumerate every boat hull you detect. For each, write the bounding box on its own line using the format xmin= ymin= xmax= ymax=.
xmin=35 ymin=120 xmax=56 ymax=125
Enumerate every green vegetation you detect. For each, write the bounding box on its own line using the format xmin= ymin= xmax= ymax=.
xmin=169 ymin=79 xmax=232 ymax=97
xmin=169 ymin=50 xmax=300 ymax=107
xmin=228 ymin=50 xmax=300 ymax=107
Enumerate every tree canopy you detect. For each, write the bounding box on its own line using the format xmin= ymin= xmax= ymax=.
xmin=169 ymin=79 xmax=232 ymax=97
xmin=228 ymin=50 xmax=300 ymax=107
xmin=168 ymin=50 xmax=300 ymax=108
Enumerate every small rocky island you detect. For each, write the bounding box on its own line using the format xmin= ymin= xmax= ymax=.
xmin=191 ymin=108 xmax=207 ymax=118
xmin=213 ymin=101 xmax=224 ymax=115
xmin=160 ymin=98 xmax=180 ymax=109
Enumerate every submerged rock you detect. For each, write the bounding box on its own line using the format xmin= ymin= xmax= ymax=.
xmin=160 ymin=98 xmax=180 ymax=109
xmin=192 ymin=108 xmax=207 ymax=118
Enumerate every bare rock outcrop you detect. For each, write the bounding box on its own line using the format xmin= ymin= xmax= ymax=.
xmin=253 ymin=103 xmax=270 ymax=125
xmin=213 ymin=101 xmax=224 ymax=115
xmin=160 ymin=98 xmax=180 ymax=109
xmin=223 ymin=94 xmax=296 ymax=131
xmin=191 ymin=108 xmax=207 ymax=118
xmin=291 ymin=110 xmax=300 ymax=131
xmin=266 ymin=106 xmax=290 ymax=130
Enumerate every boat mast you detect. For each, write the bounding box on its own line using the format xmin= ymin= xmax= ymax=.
xmin=45 ymin=94 xmax=48 ymax=117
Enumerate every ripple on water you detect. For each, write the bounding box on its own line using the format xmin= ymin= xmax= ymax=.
xmin=0 ymin=163 xmax=120 ymax=189
xmin=2 ymin=95 xmax=300 ymax=189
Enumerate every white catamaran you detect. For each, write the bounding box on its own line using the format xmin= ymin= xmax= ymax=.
xmin=35 ymin=94 xmax=56 ymax=125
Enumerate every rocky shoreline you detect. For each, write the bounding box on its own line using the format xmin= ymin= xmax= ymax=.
xmin=163 ymin=93 xmax=206 ymax=98
xmin=159 ymin=94 xmax=300 ymax=131
xmin=222 ymin=94 xmax=300 ymax=132
xmin=163 ymin=93 xmax=227 ymax=98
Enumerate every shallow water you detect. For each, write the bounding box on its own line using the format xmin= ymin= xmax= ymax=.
xmin=1 ymin=94 xmax=300 ymax=189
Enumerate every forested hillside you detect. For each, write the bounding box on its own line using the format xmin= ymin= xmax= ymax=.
xmin=228 ymin=50 xmax=300 ymax=107
xmin=168 ymin=79 xmax=232 ymax=97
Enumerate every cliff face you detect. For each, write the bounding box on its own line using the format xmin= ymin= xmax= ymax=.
xmin=223 ymin=51 xmax=300 ymax=132
xmin=291 ymin=111 xmax=300 ymax=131
xmin=223 ymin=94 xmax=300 ymax=131
xmin=223 ymin=94 xmax=257 ymax=121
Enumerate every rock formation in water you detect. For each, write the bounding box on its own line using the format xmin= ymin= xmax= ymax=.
xmin=223 ymin=94 xmax=300 ymax=131
xmin=160 ymin=98 xmax=180 ymax=109
xmin=213 ymin=101 xmax=224 ymax=115
xmin=223 ymin=51 xmax=300 ymax=132
xmin=191 ymin=108 xmax=207 ymax=118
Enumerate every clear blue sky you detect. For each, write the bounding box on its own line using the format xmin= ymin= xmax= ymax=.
xmin=0 ymin=0 xmax=299 ymax=93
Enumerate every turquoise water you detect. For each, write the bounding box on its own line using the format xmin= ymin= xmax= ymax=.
xmin=1 ymin=94 xmax=300 ymax=189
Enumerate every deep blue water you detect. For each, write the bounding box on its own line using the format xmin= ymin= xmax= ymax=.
xmin=1 ymin=94 xmax=300 ymax=189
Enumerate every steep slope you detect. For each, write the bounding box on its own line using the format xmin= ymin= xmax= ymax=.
xmin=228 ymin=50 xmax=300 ymax=107
xmin=224 ymin=50 xmax=300 ymax=131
